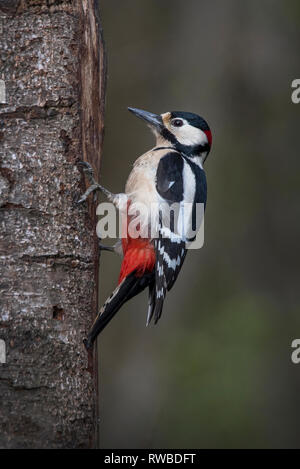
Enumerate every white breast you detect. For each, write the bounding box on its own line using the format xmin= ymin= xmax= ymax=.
xmin=125 ymin=149 xmax=163 ymax=237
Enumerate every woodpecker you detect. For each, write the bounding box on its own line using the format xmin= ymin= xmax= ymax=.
xmin=78 ymin=108 xmax=212 ymax=350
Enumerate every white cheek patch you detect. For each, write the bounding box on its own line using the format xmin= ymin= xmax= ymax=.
xmin=175 ymin=124 xmax=208 ymax=146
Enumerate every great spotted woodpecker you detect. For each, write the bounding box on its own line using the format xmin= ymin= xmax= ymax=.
xmin=79 ymin=108 xmax=212 ymax=350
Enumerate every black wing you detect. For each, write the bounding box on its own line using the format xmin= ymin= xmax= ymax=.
xmin=151 ymin=217 xmax=187 ymax=324
xmin=155 ymin=151 xmax=184 ymax=203
xmin=148 ymin=152 xmax=207 ymax=325
xmin=149 ymin=152 xmax=187 ymax=324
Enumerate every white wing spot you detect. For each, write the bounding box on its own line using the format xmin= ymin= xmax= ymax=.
xmin=162 ymin=251 xmax=182 ymax=270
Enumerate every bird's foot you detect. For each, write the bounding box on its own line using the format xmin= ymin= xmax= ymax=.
xmin=77 ymin=183 xmax=101 ymax=204
xmin=99 ymin=239 xmax=123 ymax=256
xmin=78 ymin=161 xmax=96 ymax=185
xmin=99 ymin=242 xmax=116 ymax=253
xmin=98 ymin=239 xmax=123 ymax=257
xmin=77 ymin=161 xmax=115 ymax=204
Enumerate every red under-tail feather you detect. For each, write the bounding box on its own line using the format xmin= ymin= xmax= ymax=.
xmin=118 ymin=200 xmax=156 ymax=283
xmin=119 ymin=237 xmax=155 ymax=284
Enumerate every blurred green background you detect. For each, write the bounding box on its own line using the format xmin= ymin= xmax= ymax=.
xmin=97 ymin=0 xmax=300 ymax=448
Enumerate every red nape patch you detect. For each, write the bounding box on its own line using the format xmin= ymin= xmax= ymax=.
xmin=204 ymin=130 xmax=212 ymax=147
xmin=118 ymin=238 xmax=156 ymax=284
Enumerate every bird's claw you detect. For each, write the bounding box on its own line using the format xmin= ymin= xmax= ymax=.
xmin=78 ymin=161 xmax=97 ymax=188
xmin=77 ymin=161 xmax=115 ymax=203
xmin=99 ymin=242 xmax=115 ymax=253
xmin=78 ymin=161 xmax=94 ymax=173
xmin=77 ymin=183 xmax=100 ymax=204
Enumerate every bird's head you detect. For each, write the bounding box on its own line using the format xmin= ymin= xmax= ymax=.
xmin=128 ymin=107 xmax=212 ymax=163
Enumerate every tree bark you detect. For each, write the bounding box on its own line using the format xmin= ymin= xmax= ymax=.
xmin=0 ymin=0 xmax=106 ymax=448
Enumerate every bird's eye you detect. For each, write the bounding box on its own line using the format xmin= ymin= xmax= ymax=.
xmin=172 ymin=119 xmax=184 ymax=127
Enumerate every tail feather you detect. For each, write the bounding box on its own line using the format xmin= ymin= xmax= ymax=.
xmin=146 ymin=282 xmax=156 ymax=326
xmin=83 ymin=272 xmax=138 ymax=350
xmin=146 ymin=282 xmax=166 ymax=326
xmin=153 ymin=295 xmax=165 ymax=325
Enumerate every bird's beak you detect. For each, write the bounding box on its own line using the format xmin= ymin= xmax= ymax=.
xmin=128 ymin=107 xmax=163 ymax=131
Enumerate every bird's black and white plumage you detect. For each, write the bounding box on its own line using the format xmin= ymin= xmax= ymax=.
xmin=148 ymin=146 xmax=207 ymax=324
xmin=80 ymin=108 xmax=212 ymax=349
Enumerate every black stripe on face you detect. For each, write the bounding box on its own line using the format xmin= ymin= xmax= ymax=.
xmin=161 ymin=128 xmax=209 ymax=157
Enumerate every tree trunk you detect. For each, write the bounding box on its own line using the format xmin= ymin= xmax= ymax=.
xmin=0 ymin=0 xmax=106 ymax=448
